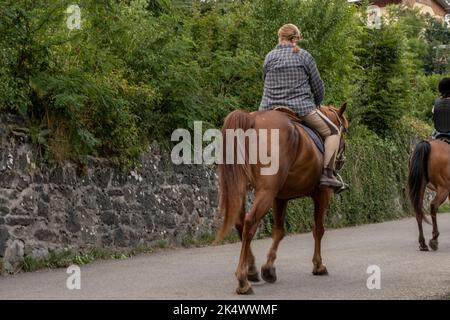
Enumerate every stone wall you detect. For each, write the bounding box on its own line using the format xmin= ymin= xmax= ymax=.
xmin=0 ymin=114 xmax=221 ymax=273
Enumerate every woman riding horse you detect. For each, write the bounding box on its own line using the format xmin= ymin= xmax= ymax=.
xmin=259 ymin=24 xmax=345 ymax=189
xmin=216 ymin=24 xmax=349 ymax=295
xmin=409 ymin=77 xmax=450 ymax=252
xmin=432 ymin=78 xmax=450 ymax=139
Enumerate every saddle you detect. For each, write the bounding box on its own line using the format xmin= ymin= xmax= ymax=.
xmin=437 ymin=136 xmax=450 ymax=144
xmin=433 ymin=132 xmax=450 ymax=145
xmin=274 ymin=107 xmax=324 ymax=154
xmin=274 ymin=107 xmax=348 ymax=194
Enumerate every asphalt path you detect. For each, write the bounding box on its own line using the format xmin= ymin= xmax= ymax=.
xmin=1 ymin=214 xmax=450 ymax=300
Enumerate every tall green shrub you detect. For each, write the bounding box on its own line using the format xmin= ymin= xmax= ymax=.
xmin=0 ymin=0 xmax=158 ymax=166
xmin=352 ymin=14 xmax=412 ymax=135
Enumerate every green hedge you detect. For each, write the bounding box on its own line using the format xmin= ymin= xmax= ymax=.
xmin=0 ymin=0 xmax=446 ymax=168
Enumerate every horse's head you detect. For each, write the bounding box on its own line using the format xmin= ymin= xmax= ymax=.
xmin=320 ymin=103 xmax=349 ymax=171
xmin=320 ymin=102 xmax=348 ymax=134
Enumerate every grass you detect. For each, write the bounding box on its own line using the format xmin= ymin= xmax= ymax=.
xmin=438 ymin=202 xmax=450 ymax=213
xmin=18 ymin=232 xmax=247 ymax=274
xmin=181 ymin=231 xmax=240 ymax=248
xmin=9 ymin=230 xmax=243 ymax=274
xmin=20 ymin=240 xmax=169 ymax=273
xmin=180 ymin=224 xmax=270 ymax=248
xmin=19 ymin=230 xmax=245 ymax=273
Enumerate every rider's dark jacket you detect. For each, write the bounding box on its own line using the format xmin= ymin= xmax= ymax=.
xmin=433 ymin=97 xmax=450 ymax=134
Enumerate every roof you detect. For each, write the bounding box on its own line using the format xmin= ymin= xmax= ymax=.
xmin=348 ymin=0 xmax=450 ymax=13
xmin=436 ymin=0 xmax=450 ymax=12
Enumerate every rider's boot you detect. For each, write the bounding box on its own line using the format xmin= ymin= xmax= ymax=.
xmin=320 ymin=168 xmax=343 ymax=189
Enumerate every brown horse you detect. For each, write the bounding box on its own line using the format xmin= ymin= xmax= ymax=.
xmin=408 ymin=139 xmax=450 ymax=252
xmin=216 ymin=104 xmax=348 ymax=295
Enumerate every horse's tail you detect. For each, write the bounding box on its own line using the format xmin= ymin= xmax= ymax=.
xmin=408 ymin=140 xmax=431 ymax=225
xmin=215 ymin=110 xmax=254 ymax=242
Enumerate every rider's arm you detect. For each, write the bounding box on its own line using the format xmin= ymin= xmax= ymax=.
xmin=305 ymin=54 xmax=324 ymax=107
xmin=262 ymin=55 xmax=270 ymax=81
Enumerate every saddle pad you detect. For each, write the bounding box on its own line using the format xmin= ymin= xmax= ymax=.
xmin=299 ymin=124 xmax=324 ymax=154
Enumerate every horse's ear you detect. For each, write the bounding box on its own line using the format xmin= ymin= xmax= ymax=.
xmin=338 ymin=102 xmax=347 ymax=116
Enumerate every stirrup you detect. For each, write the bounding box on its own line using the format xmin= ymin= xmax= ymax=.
xmin=333 ymin=173 xmax=349 ymax=194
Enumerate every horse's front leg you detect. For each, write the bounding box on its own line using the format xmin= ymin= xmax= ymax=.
xmin=235 ymin=192 xmax=273 ymax=295
xmin=311 ymin=188 xmax=332 ymax=275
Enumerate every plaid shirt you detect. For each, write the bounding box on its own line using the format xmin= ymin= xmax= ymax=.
xmin=259 ymin=44 xmax=324 ymax=117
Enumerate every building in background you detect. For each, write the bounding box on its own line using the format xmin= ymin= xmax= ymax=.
xmin=406 ymin=0 xmax=449 ymax=18
xmin=349 ymin=0 xmax=450 ymax=20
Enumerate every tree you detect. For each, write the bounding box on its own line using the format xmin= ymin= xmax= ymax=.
xmin=352 ymin=13 xmax=411 ymax=135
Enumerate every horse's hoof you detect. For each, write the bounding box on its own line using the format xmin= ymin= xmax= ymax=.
xmin=419 ymin=245 xmax=429 ymax=252
xmin=261 ymin=266 xmax=277 ymax=283
xmin=236 ymin=285 xmax=254 ymax=295
xmin=429 ymin=239 xmax=439 ymax=251
xmin=247 ymin=271 xmax=260 ymax=282
xmin=312 ymin=265 xmax=328 ymax=276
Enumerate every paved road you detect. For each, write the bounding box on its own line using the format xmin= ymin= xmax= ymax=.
xmin=1 ymin=214 xmax=450 ymax=300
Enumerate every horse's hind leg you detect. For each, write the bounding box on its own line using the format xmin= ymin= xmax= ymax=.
xmin=235 ymin=195 xmax=259 ymax=282
xmin=429 ymin=188 xmax=448 ymax=251
xmin=235 ymin=191 xmax=273 ymax=295
xmin=312 ymin=188 xmax=332 ymax=275
xmin=417 ymin=214 xmax=428 ymax=251
xmin=261 ymin=198 xmax=287 ymax=284
xmin=235 ymin=217 xmax=259 ymax=282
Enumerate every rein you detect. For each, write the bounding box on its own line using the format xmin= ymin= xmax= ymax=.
xmin=329 ymin=108 xmax=347 ymax=171
xmin=330 ymin=108 xmax=347 ymax=134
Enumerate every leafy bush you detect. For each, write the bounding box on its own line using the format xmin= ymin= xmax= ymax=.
xmin=351 ymin=14 xmax=412 ymax=135
xmin=0 ymin=0 xmax=158 ymax=166
xmin=0 ymin=0 xmax=365 ymax=165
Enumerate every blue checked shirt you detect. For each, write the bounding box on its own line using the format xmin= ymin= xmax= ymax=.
xmin=259 ymin=44 xmax=324 ymax=117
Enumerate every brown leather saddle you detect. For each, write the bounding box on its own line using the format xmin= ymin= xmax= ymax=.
xmin=274 ymin=106 xmax=301 ymax=122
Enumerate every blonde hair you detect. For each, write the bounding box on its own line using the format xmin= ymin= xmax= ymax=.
xmin=278 ymin=24 xmax=301 ymax=53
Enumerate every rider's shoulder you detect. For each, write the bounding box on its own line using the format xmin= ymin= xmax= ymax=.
xmin=292 ymin=49 xmax=315 ymax=65
xmin=435 ymin=97 xmax=450 ymax=106
xmin=299 ymin=48 xmax=312 ymax=56
xmin=297 ymin=49 xmax=314 ymax=60
xmin=265 ymin=49 xmax=277 ymax=60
